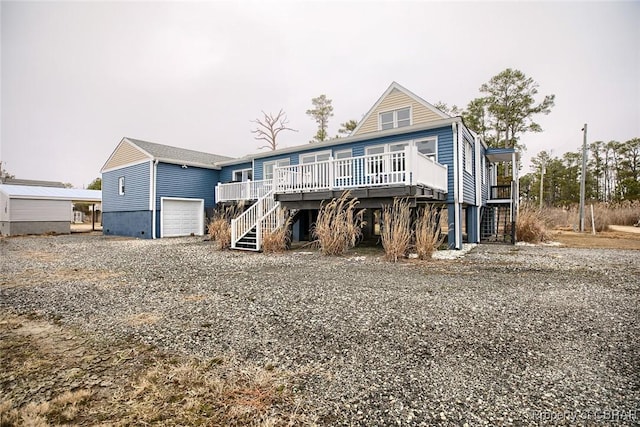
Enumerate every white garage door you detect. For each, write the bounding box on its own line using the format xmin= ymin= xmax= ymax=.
xmin=161 ymin=198 xmax=204 ymax=237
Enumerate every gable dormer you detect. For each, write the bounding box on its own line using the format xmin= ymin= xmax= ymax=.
xmin=351 ymin=82 xmax=449 ymax=137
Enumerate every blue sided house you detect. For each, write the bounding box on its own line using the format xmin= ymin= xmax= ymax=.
xmin=102 ymin=82 xmax=519 ymax=249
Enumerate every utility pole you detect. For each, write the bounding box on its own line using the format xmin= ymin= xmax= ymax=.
xmin=579 ymin=124 xmax=587 ymax=232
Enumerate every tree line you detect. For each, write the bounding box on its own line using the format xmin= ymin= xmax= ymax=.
xmin=521 ymin=138 xmax=640 ymax=206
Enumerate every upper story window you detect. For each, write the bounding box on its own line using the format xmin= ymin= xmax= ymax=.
xmin=415 ymin=138 xmax=438 ymax=161
xmin=464 ymin=141 xmax=473 ymax=174
xmin=233 ymin=168 xmax=252 ymax=182
xmin=118 ymin=177 xmax=125 ymax=195
xmin=379 ymin=107 xmax=411 ymax=130
xmin=263 ymin=158 xmax=290 ymax=181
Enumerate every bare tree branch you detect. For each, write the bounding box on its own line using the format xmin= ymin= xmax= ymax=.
xmin=251 ymin=109 xmax=298 ymax=150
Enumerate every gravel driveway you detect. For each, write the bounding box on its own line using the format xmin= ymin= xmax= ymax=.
xmin=1 ymin=234 xmax=638 ymax=425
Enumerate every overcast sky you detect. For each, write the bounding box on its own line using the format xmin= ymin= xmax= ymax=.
xmin=1 ymin=1 xmax=638 ymax=188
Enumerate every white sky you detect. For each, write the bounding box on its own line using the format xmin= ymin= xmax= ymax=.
xmin=1 ymin=0 xmax=638 ymax=188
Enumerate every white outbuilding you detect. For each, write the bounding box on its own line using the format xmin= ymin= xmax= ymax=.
xmin=0 ymin=184 xmax=101 ymax=236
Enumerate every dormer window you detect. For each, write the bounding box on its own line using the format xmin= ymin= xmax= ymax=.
xmin=379 ymin=107 xmax=411 ymax=130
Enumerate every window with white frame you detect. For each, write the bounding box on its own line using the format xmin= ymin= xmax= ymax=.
xmin=464 ymin=141 xmax=473 ymax=173
xmin=334 ymin=149 xmax=352 ymax=178
xmin=300 ymin=151 xmax=331 ymax=164
xmin=415 ymin=137 xmax=438 ymax=161
xmin=263 ymin=158 xmax=290 ymax=181
xmin=232 ymin=168 xmax=252 ymax=182
xmin=389 ymin=142 xmax=408 ymax=172
xmin=481 ymin=156 xmax=486 ymax=184
xmin=379 ymin=107 xmax=411 ymax=130
xmin=118 ymin=177 xmax=125 ymax=195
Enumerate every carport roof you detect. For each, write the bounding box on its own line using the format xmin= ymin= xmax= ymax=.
xmin=0 ymin=184 xmax=102 ymax=202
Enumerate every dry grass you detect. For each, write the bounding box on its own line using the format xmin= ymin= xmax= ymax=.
xmin=0 ymin=312 xmax=317 ymax=426
xmin=381 ymin=198 xmax=412 ymax=262
xmin=113 ymin=357 xmax=313 ymax=426
xmin=543 ymin=200 xmax=640 ymax=233
xmin=312 ymin=191 xmax=365 ymax=256
xmin=262 ymin=217 xmax=292 ymax=253
xmin=415 ymin=205 xmax=445 ymax=259
xmin=516 ymin=207 xmax=548 ymax=243
xmin=208 ymin=203 xmax=244 ymax=250
xmin=0 ymin=389 xmax=92 ymax=427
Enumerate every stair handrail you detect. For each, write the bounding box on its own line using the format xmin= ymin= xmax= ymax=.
xmin=256 ymin=202 xmax=283 ymax=250
xmin=231 ymin=189 xmax=275 ymax=249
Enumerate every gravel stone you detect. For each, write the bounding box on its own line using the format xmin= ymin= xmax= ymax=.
xmin=1 ymin=234 xmax=638 ymax=425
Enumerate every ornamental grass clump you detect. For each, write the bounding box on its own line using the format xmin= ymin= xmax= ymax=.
xmin=312 ymin=191 xmax=365 ymax=255
xmin=516 ymin=207 xmax=548 ymax=243
xmin=262 ymin=216 xmax=292 ymax=253
xmin=208 ymin=203 xmax=244 ymax=250
xmin=415 ymin=205 xmax=445 ymax=259
xmin=381 ymin=198 xmax=412 ymax=262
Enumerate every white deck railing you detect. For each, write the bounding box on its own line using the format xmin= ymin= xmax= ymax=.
xmin=275 ymin=146 xmax=448 ymax=193
xmin=217 ymin=146 xmax=448 ymax=202
xmin=231 ymin=189 xmax=278 ymax=249
xmin=216 ymin=179 xmax=272 ymax=203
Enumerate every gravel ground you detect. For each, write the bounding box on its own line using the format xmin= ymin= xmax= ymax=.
xmin=1 ymin=234 xmax=639 ymax=425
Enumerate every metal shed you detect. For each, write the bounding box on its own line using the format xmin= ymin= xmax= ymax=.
xmin=0 ymin=184 xmax=101 ymax=236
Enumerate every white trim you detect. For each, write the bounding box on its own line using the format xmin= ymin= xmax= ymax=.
xmin=148 ymin=160 xmax=154 ymax=211
xmin=452 ymin=122 xmax=461 ymax=250
xmin=300 ymin=150 xmax=332 ymax=164
xmin=263 ymin=158 xmax=291 ymax=180
xmin=378 ymin=105 xmax=412 ymax=131
xmin=413 ymin=136 xmax=438 ymax=162
xmin=101 ymin=158 xmax=151 ymax=174
xmin=334 ymin=148 xmax=352 ymax=159
xmin=151 ymin=160 xmax=158 ymax=239
xmin=351 ymin=81 xmax=449 ymax=135
xmin=159 ymin=197 xmax=205 ymax=238
xmin=118 ymin=177 xmax=125 ymax=195
xmin=232 ymin=168 xmax=253 ymax=182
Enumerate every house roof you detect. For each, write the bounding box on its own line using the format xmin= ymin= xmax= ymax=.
xmin=0 ymin=184 xmax=102 ymax=202
xmin=125 ymin=138 xmax=233 ymax=167
xmin=0 ymin=178 xmax=67 ymax=188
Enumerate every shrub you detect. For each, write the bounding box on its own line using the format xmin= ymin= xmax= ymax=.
xmin=208 ymin=203 xmax=244 ymax=250
xmin=312 ymin=191 xmax=365 ymax=255
xmin=415 ymin=205 xmax=445 ymax=259
xmin=516 ymin=207 xmax=548 ymax=243
xmin=262 ymin=216 xmax=292 ymax=253
xmin=381 ymin=198 xmax=412 ymax=262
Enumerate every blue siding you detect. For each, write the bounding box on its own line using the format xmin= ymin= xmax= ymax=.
xmin=102 ymin=161 xmax=150 ymax=212
xmin=220 ymin=161 xmax=252 ymax=183
xmin=461 ymin=126 xmax=476 ymax=205
xmin=155 ymin=162 xmax=219 ymax=237
xmin=103 ymin=211 xmax=152 ymax=239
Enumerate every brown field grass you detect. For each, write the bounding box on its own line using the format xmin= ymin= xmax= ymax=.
xmin=0 ymin=313 xmax=317 ymax=426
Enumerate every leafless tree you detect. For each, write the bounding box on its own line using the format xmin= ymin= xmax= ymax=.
xmin=251 ymin=109 xmax=297 ymax=150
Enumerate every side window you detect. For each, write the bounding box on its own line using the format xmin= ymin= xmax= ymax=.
xmin=118 ymin=177 xmax=125 ymax=195
xmin=465 ymin=141 xmax=473 ymax=173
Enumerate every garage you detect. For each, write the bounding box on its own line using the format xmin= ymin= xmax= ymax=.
xmin=160 ymin=197 xmax=204 ymax=237
xmin=0 ymin=184 xmax=101 ymax=236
